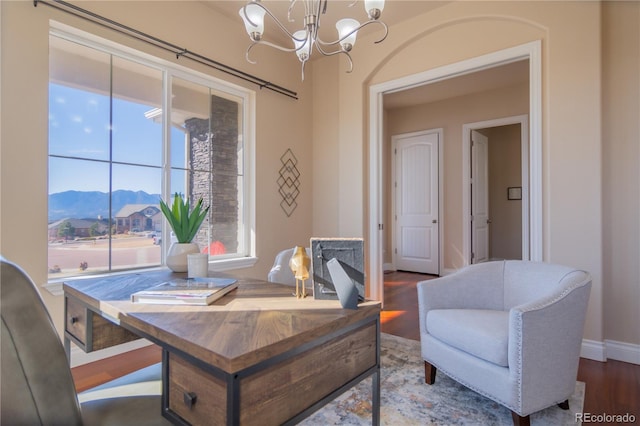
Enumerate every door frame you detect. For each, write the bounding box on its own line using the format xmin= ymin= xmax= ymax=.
xmin=463 ymin=115 xmax=530 ymax=265
xmin=368 ymin=40 xmax=542 ymax=302
xmin=391 ymin=129 xmax=443 ymax=275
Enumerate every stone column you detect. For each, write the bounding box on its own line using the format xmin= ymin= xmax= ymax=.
xmin=184 ymin=94 xmax=239 ymax=254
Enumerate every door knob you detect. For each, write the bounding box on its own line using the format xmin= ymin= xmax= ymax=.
xmin=432 ymin=219 xmax=438 ymax=224
xmin=487 ymin=219 xmax=492 ymax=224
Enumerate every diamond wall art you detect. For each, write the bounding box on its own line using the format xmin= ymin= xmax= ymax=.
xmin=277 ymin=149 xmax=300 ymax=217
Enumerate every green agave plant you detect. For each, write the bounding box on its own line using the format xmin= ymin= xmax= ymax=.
xmin=159 ymin=193 xmax=210 ymax=244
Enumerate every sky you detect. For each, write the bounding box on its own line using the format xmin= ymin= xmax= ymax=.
xmin=48 ymin=83 xmax=185 ymax=195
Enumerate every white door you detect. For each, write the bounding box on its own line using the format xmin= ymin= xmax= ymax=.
xmin=471 ymin=130 xmax=489 ymax=263
xmin=393 ymin=132 xmax=439 ymax=274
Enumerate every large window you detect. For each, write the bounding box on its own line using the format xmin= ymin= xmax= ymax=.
xmin=48 ymin=31 xmax=253 ymax=280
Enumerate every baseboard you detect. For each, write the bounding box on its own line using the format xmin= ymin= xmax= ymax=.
xmin=581 ymin=339 xmax=640 ymax=364
xmin=581 ymin=339 xmax=607 ymax=361
xmin=605 ymin=339 xmax=640 ymax=365
xmin=383 ymin=265 xmax=454 ymax=276
xmin=70 ymin=339 xmax=153 ymax=368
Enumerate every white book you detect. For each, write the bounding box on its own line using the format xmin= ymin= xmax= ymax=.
xmin=131 ymin=277 xmax=238 ymax=305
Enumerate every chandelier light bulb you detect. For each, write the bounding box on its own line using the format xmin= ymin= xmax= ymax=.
xmin=239 ymin=4 xmax=266 ymax=41
xmin=293 ymin=30 xmax=311 ymax=62
xmin=364 ymin=0 xmax=385 ymax=20
xmin=336 ymin=18 xmax=359 ymax=52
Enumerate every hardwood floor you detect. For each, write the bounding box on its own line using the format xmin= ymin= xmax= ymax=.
xmin=71 ymin=344 xmax=162 ymax=392
xmin=72 ymin=271 xmax=640 ymax=421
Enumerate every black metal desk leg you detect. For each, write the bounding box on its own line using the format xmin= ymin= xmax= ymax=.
xmin=64 ymin=336 xmax=71 ymax=362
xmin=372 ymin=366 xmax=380 ymax=425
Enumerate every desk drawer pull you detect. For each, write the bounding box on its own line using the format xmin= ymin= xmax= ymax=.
xmin=183 ymin=391 xmax=198 ymax=409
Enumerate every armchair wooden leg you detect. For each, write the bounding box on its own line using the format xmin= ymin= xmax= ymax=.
xmin=558 ymin=400 xmax=570 ymax=410
xmin=424 ymin=361 xmax=436 ymax=384
xmin=511 ymin=412 xmax=530 ymax=426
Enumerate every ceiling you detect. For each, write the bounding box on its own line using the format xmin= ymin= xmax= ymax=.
xmin=204 ymin=1 xmax=529 ymax=109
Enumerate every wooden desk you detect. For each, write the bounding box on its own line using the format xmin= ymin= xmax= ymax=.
xmin=63 ymin=270 xmax=381 ymax=425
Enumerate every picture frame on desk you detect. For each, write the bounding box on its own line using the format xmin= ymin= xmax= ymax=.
xmin=310 ymin=238 xmax=365 ymax=301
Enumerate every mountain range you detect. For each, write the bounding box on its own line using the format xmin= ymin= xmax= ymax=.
xmin=48 ymin=190 xmax=161 ymax=222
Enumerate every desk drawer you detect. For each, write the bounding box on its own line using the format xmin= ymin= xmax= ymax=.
xmin=240 ymin=322 xmax=378 ymax=425
xmin=168 ymin=353 xmax=227 ymax=425
xmin=65 ymin=296 xmax=89 ymax=347
xmin=65 ymin=296 xmax=140 ymax=352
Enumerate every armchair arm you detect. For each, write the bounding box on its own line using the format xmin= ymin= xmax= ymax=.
xmin=507 ymin=273 xmax=591 ymax=414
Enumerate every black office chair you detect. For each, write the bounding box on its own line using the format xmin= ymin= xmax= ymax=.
xmin=1 ymin=257 xmax=169 ymax=425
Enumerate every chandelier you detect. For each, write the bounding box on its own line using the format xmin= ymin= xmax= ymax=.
xmin=239 ymin=0 xmax=388 ymax=79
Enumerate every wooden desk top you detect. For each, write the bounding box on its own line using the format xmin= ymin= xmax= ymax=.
xmin=63 ymin=270 xmax=380 ymax=374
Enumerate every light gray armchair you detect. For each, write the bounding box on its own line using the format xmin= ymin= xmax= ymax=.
xmin=1 ymin=257 xmax=169 ymax=425
xmin=417 ymin=260 xmax=591 ymax=425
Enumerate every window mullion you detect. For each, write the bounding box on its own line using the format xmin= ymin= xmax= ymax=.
xmin=108 ymin=54 xmax=114 ymax=271
xmin=162 ymin=71 xmax=172 ymax=263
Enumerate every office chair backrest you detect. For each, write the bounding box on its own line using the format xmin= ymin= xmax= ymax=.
xmin=1 ymin=257 xmax=83 ymax=425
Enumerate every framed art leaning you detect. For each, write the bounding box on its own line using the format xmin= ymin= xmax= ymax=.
xmin=310 ymin=238 xmax=365 ymax=301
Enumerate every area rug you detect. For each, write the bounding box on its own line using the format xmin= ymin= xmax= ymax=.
xmin=302 ymin=333 xmax=585 ymax=425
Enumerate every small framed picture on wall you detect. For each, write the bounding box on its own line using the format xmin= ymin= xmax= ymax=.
xmin=507 ymin=187 xmax=522 ymax=200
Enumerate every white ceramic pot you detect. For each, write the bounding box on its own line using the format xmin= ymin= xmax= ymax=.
xmin=166 ymin=242 xmax=200 ymax=272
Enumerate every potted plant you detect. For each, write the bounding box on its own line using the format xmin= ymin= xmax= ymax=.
xmin=159 ymin=193 xmax=210 ymax=272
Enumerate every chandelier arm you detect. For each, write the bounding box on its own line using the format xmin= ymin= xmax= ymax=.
xmin=253 ymin=39 xmax=304 ymax=54
xmin=287 ymin=0 xmax=297 ymax=23
xmin=372 ymin=20 xmax=389 ymax=44
xmin=247 ymin=38 xmax=313 ymax=64
xmin=243 ymin=1 xmax=303 ymax=41
xmin=334 ymin=50 xmax=354 ymax=73
xmin=344 ymin=51 xmax=354 ymax=73
xmin=312 ymin=42 xmax=354 ymax=73
xmin=314 ymin=41 xmax=341 ymax=56
xmin=245 ymin=42 xmax=259 ymax=64
xmin=316 ymin=19 xmax=389 ymax=47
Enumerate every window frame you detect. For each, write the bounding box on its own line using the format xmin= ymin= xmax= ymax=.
xmin=46 ymin=23 xmax=256 ymax=290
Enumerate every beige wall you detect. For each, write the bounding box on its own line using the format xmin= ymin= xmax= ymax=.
xmin=602 ymin=1 xmax=640 ymax=347
xmin=0 ymin=1 xmax=313 ymax=335
xmin=485 ymin=124 xmax=522 ymax=260
xmin=384 ymin=83 xmax=528 ymax=269
xmin=311 ymin=55 xmax=340 ymax=237
xmin=313 ymin=1 xmax=606 ymax=343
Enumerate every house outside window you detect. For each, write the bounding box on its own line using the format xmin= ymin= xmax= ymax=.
xmin=47 ymin=28 xmax=255 ymax=280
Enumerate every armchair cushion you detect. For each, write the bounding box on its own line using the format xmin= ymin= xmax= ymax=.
xmin=427 ymin=309 xmax=510 ymax=367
